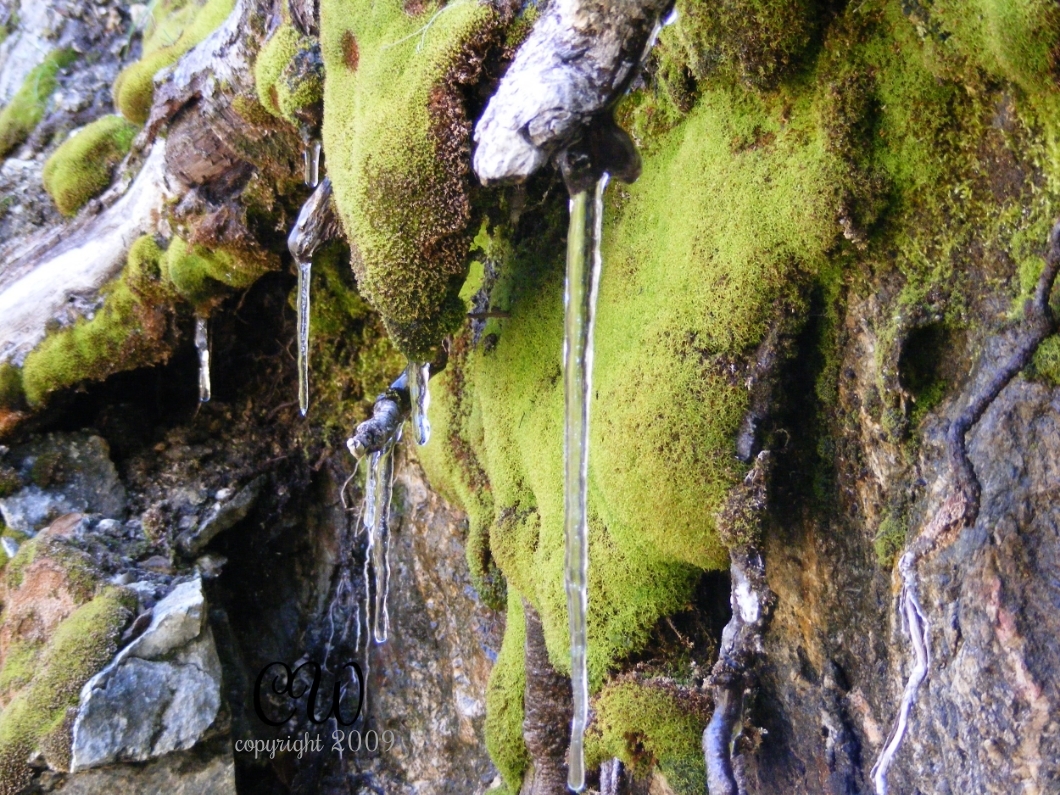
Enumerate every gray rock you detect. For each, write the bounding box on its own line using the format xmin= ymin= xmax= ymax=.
xmin=56 ymin=746 xmax=235 ymax=795
xmin=70 ymin=578 xmax=223 ymax=771
xmin=0 ymin=433 xmax=126 ymax=534
xmin=176 ymin=476 xmax=264 ymax=557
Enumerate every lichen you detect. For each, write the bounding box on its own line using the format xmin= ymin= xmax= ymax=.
xmin=0 ymin=49 xmax=77 ymax=156
xmin=21 ymin=235 xmax=177 ymax=407
xmin=254 ymin=24 xmax=324 ymax=129
xmin=584 ymin=680 xmax=710 ymax=794
xmin=42 ymin=115 xmax=140 ymax=216
xmin=320 ymin=0 xmax=504 ymax=359
xmin=113 ymin=0 xmax=235 ymax=124
xmin=0 ymin=587 xmax=135 ymax=793
xmin=483 ymin=589 xmax=529 ymax=792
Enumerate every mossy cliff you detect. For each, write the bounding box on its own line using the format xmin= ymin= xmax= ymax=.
xmin=417 ymin=0 xmax=1060 ymax=789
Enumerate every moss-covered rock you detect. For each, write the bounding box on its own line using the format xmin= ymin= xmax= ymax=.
xmin=21 ymin=236 xmax=177 ymax=407
xmin=320 ymin=0 xmax=504 ymax=359
xmin=254 ymin=24 xmax=324 ymax=129
xmin=0 ymin=49 xmax=77 ymax=156
xmin=42 ymin=115 xmax=140 ymax=216
xmin=113 ymin=0 xmax=235 ymax=124
xmin=0 ymin=587 xmax=135 ymax=793
xmin=585 ymin=680 xmax=710 ymax=794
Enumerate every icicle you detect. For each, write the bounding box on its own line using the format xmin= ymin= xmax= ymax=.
xmin=288 ymin=178 xmax=338 ymax=417
xmin=296 ymin=256 xmax=312 ymax=416
xmin=407 ymin=361 xmax=431 ymax=445
xmin=195 ymin=314 xmax=211 ymax=402
xmin=364 ymin=429 xmax=400 ymax=644
xmin=563 ymin=173 xmax=608 ymax=792
xmin=303 ymin=138 xmax=322 ymax=187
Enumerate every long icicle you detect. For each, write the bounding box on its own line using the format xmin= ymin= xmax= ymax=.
xmin=195 ymin=314 xmax=211 ymax=402
xmin=563 ymin=173 xmax=608 ymax=792
xmin=407 ymin=361 xmax=431 ymax=445
xmin=296 ymin=256 xmax=312 ymax=415
xmin=369 ymin=429 xmax=399 ymax=643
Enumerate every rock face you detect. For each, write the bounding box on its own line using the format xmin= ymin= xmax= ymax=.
xmin=71 ymin=577 xmax=223 ymax=770
xmin=0 ymin=432 xmax=125 ymax=534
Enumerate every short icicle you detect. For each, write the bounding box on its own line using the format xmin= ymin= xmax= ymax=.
xmin=303 ymin=138 xmax=322 ymax=187
xmin=407 ymin=361 xmax=431 ymax=445
xmin=365 ymin=429 xmax=400 ymax=644
xmin=195 ymin=314 xmax=211 ymax=402
xmin=563 ymin=173 xmax=608 ymax=792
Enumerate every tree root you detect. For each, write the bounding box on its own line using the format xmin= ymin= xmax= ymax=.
xmin=705 ymin=452 xmax=775 ymax=795
xmin=871 ymin=220 xmax=1060 ymax=794
xmin=520 ymin=599 xmax=572 ymax=795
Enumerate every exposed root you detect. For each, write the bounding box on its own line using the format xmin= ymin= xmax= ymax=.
xmin=704 ymin=544 xmax=772 ymax=795
xmin=520 ymin=600 xmax=572 ymax=795
xmin=346 ymin=349 xmax=447 ymax=458
xmin=705 ymin=452 xmax=775 ymax=795
xmin=871 ymin=220 xmax=1060 ymax=794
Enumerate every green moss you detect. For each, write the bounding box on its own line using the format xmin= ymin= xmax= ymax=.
xmin=21 ymin=236 xmax=176 ymax=407
xmin=0 ymin=364 xmax=24 ymax=410
xmin=113 ymin=0 xmax=235 ymax=124
xmin=426 ymin=79 xmax=845 ymax=685
xmin=585 ymin=681 xmax=709 ymax=794
xmin=160 ymin=235 xmax=278 ymax=308
xmin=320 ymin=0 xmax=502 ymax=358
xmin=1030 ymin=334 xmax=1060 ymax=385
xmin=0 ymin=640 xmax=43 ymax=699
xmin=254 ymin=24 xmax=323 ymax=127
xmin=42 ymin=115 xmax=139 ymax=216
xmin=666 ymin=0 xmax=822 ymax=89
xmin=484 ymin=590 xmax=529 ymax=792
xmin=0 ymin=49 xmax=77 ymax=156
xmin=0 ymin=588 xmax=134 ymax=793
xmin=874 ymin=511 xmax=907 ymax=568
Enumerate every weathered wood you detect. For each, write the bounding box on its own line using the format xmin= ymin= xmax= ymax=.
xmin=473 ymin=0 xmax=673 ymax=189
xmin=0 ymin=143 xmax=171 ymax=364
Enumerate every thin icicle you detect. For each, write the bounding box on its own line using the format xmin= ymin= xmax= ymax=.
xmin=296 ymin=257 xmax=312 ymax=415
xmin=407 ymin=361 xmax=431 ymax=445
xmin=364 ymin=429 xmax=400 ymax=644
xmin=563 ymin=173 xmax=608 ymax=793
xmin=303 ymin=138 xmax=322 ymax=187
xmin=288 ymin=178 xmax=338 ymax=417
xmin=195 ymin=314 xmax=211 ymax=402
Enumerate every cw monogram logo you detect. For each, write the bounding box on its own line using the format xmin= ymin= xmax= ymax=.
xmin=253 ymin=660 xmax=365 ymax=727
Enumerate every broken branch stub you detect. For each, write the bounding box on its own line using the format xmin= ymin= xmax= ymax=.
xmin=472 ymin=0 xmax=673 ymax=191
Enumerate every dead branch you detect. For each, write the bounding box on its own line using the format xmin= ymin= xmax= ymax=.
xmin=472 ymin=0 xmax=674 ymax=190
